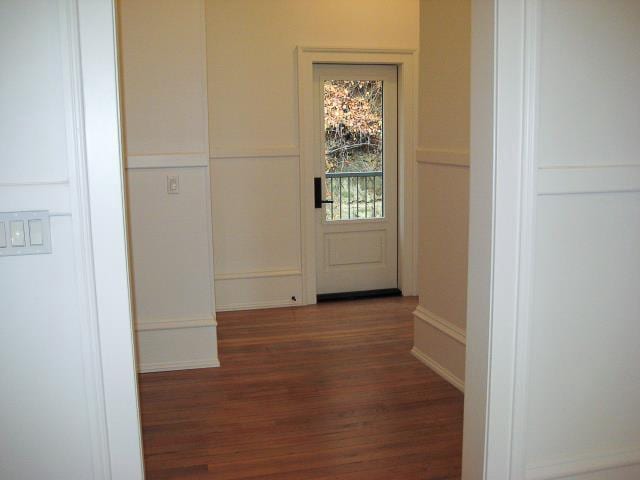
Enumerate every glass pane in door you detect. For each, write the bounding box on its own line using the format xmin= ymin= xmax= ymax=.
xmin=323 ymin=80 xmax=383 ymax=221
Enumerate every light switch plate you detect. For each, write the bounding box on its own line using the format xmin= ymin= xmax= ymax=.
xmin=167 ymin=175 xmax=180 ymax=194
xmin=0 ymin=211 xmax=52 ymax=257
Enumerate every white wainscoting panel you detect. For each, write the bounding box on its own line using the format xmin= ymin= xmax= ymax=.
xmin=127 ymin=167 xmax=213 ymax=322
xmin=413 ymin=147 xmax=469 ymax=395
xmin=136 ymin=325 xmax=219 ymax=373
xmin=214 ymin=270 xmax=302 ymax=311
xmin=412 ymin=306 xmax=466 ymax=392
xmin=526 ymin=191 xmax=640 ymax=475
xmin=210 ymin=155 xmax=303 ymax=308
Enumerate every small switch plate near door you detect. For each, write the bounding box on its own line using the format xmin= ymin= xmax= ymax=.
xmin=0 ymin=211 xmax=52 ymax=257
xmin=167 ymin=175 xmax=180 ymax=194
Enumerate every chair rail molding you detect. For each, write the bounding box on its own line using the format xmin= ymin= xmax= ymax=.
xmin=416 ymin=147 xmax=470 ymax=168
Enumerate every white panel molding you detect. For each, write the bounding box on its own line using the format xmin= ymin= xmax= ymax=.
xmin=0 ymin=181 xmax=71 ymax=214
xmin=126 ymin=152 xmax=209 ymax=169
xmin=411 ymin=346 xmax=465 ymax=392
xmin=138 ymin=357 xmax=220 ymax=374
xmin=416 ymin=148 xmax=470 ymax=168
xmin=526 ymin=449 xmax=640 ymax=480
xmin=216 ymin=299 xmax=298 ymax=312
xmin=135 ymin=316 xmax=217 ymax=331
xmin=537 ymin=164 xmax=640 ymax=195
xmin=210 ymin=145 xmax=299 ymax=159
xmin=413 ymin=305 xmax=466 ymax=345
xmin=214 ymin=268 xmax=302 ymax=281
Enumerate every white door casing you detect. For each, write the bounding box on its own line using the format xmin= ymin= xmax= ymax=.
xmin=297 ymin=47 xmax=418 ymax=305
xmin=314 ymin=64 xmax=398 ymax=295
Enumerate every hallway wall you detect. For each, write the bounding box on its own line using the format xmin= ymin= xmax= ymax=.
xmin=119 ymin=0 xmax=219 ymax=371
xmin=412 ymin=0 xmax=471 ymax=391
xmin=524 ymin=1 xmax=640 ymax=476
xmin=205 ymin=0 xmax=420 ymax=310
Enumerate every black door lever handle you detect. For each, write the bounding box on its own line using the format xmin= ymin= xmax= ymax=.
xmin=314 ymin=177 xmax=334 ymax=208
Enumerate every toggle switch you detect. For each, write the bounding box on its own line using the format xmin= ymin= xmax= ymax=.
xmin=0 ymin=211 xmax=51 ymax=256
xmin=0 ymin=222 xmax=6 ymax=248
xmin=28 ymin=219 xmax=43 ymax=246
xmin=10 ymin=220 xmax=26 ymax=247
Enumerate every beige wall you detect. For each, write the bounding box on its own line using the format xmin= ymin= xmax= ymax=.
xmin=206 ymin=0 xmax=420 ymax=310
xmin=412 ymin=0 xmax=471 ymax=390
xmin=119 ymin=0 xmax=219 ymax=372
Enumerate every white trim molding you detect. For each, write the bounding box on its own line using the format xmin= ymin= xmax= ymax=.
xmin=135 ymin=316 xmax=217 ymax=331
xmin=297 ymin=46 xmax=418 ymax=304
xmin=413 ymin=305 xmax=466 ymax=345
xmin=216 ymin=299 xmax=298 ymax=312
xmin=0 ymin=181 xmax=72 ymax=214
xmin=537 ymin=164 xmax=640 ymax=195
xmin=416 ymin=148 xmax=470 ymax=168
xmin=76 ymin=0 xmax=145 ymax=476
xmin=526 ymin=448 xmax=640 ymax=480
xmin=214 ymin=268 xmax=302 ymax=281
xmin=411 ymin=346 xmax=465 ymax=392
xmin=138 ymin=357 xmax=220 ymax=374
xmin=210 ymin=145 xmax=299 ymax=159
xmin=126 ymin=152 xmax=209 ymax=169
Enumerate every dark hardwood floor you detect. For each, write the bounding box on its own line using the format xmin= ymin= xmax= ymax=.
xmin=138 ymin=297 xmax=464 ymax=479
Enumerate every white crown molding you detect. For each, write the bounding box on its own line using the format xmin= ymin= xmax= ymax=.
xmin=214 ymin=268 xmax=303 ymax=281
xmin=537 ymin=164 xmax=640 ymax=195
xmin=413 ymin=305 xmax=466 ymax=345
xmin=416 ymin=148 xmax=470 ymax=168
xmin=210 ymin=145 xmax=299 ymax=159
xmin=411 ymin=346 xmax=464 ymax=392
xmin=126 ymin=152 xmax=209 ymax=169
xmin=134 ymin=316 xmax=217 ymax=332
xmin=526 ymin=448 xmax=640 ymax=480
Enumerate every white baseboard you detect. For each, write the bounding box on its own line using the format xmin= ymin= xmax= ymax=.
xmin=526 ymin=448 xmax=640 ymax=480
xmin=138 ymin=357 xmax=220 ymax=374
xmin=411 ymin=346 xmax=464 ymax=393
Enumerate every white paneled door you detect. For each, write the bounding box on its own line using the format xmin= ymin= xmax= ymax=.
xmin=314 ymin=64 xmax=398 ymax=296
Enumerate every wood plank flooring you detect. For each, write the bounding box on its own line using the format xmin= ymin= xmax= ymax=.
xmin=138 ymin=297 xmax=464 ymax=479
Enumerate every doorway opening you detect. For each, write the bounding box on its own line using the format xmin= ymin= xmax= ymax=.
xmin=313 ymin=64 xmax=399 ymax=301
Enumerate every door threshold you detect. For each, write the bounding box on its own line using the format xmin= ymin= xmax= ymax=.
xmin=316 ymin=288 xmax=402 ymax=303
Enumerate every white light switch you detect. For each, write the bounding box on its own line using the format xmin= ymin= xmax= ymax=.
xmin=29 ymin=219 xmax=43 ymax=246
xmin=167 ymin=175 xmax=180 ymax=194
xmin=0 ymin=211 xmax=51 ymax=256
xmin=10 ymin=220 xmax=25 ymax=247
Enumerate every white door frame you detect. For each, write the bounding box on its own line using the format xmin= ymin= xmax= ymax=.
xmin=297 ymin=47 xmax=418 ymax=304
xmin=462 ymin=0 xmax=537 ymax=478
xmin=76 ymin=0 xmax=144 ymax=478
